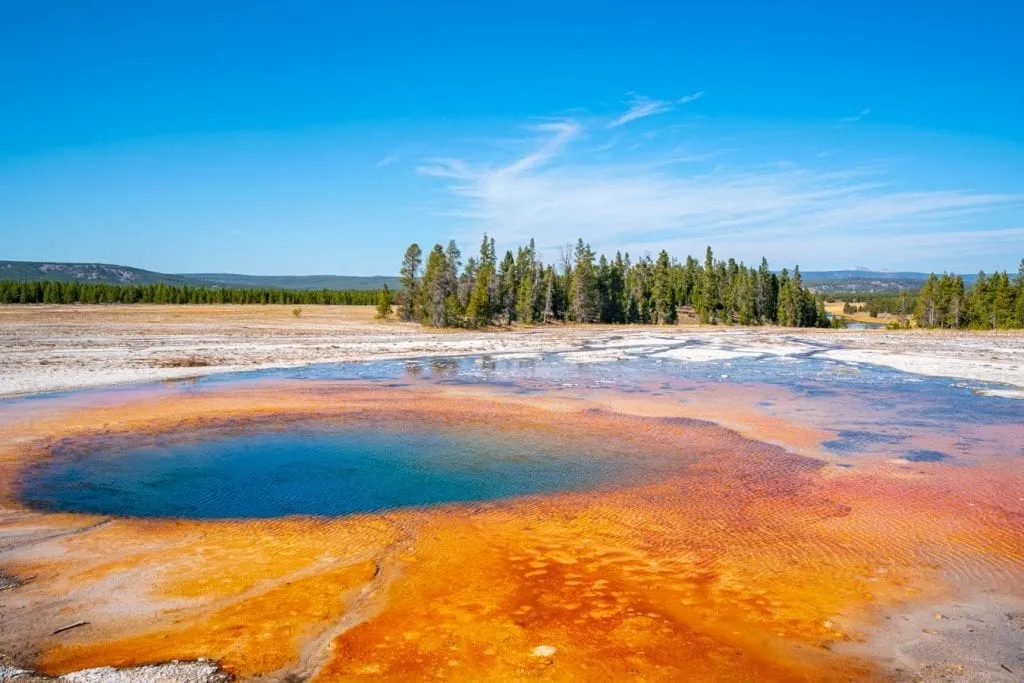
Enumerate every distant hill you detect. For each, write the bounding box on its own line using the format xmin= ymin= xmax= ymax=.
xmin=799 ymin=269 xmax=929 ymax=281
xmin=179 ymin=273 xmax=400 ymax=290
xmin=0 ymin=261 xmax=399 ymax=291
xmin=800 ymin=269 xmax=977 ymax=294
xmin=2 ymin=259 xmax=983 ymax=295
xmin=801 ymin=269 xmax=925 ymax=294
xmin=0 ymin=261 xmax=203 ymax=286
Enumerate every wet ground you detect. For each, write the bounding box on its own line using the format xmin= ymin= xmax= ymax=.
xmin=1 ymin=348 xmax=1022 ymax=681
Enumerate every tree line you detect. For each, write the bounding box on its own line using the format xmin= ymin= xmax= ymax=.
xmin=914 ymin=266 xmax=1024 ymax=329
xmin=0 ymin=280 xmax=379 ymax=305
xmin=7 ymin=254 xmax=1020 ymax=331
xmin=395 ymin=236 xmax=835 ymax=328
xmin=826 ymin=262 xmax=1024 ymax=329
xmin=836 ymin=292 xmax=917 ymax=319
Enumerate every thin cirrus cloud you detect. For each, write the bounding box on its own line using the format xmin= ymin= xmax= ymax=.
xmin=416 ymin=107 xmax=1023 ymax=268
xmin=841 ymin=108 xmax=872 ymax=123
xmin=607 ymin=91 xmax=705 ymax=128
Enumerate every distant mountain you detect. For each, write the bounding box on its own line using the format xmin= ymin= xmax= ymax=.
xmin=0 ymin=261 xmax=399 ymax=291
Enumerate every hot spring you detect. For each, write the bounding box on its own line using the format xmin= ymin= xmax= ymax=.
xmin=17 ymin=418 xmax=679 ymax=519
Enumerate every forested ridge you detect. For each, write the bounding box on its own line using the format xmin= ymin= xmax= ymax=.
xmin=396 ymin=236 xmax=835 ymax=328
xmin=0 ymin=280 xmax=378 ymax=305
xmin=0 ymin=260 xmax=397 ymax=290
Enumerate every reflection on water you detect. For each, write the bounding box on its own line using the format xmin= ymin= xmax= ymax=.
xmin=11 ymin=345 xmax=1021 ymax=470
xmin=903 ymin=449 xmax=950 ymax=462
xmin=16 ymin=348 xmax=1023 ymax=520
xmin=246 ymin=351 xmax=1023 ymax=444
xmin=823 ymin=430 xmax=907 ymax=454
xmin=4 ymin=346 xmax=1024 ymax=681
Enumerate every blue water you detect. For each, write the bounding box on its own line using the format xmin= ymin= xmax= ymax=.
xmin=11 ymin=344 xmax=1024 ymax=519
xmin=18 ymin=424 xmax=640 ymax=519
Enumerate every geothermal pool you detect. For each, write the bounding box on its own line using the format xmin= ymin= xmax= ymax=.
xmin=19 ymin=421 xmax=672 ymax=519
xmin=1 ymin=346 xmax=1022 ymax=681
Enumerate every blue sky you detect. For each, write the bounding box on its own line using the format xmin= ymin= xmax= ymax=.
xmin=1 ymin=1 xmax=1022 ymax=275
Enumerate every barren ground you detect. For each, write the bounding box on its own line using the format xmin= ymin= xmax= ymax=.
xmin=2 ymin=305 xmax=1023 ymax=397
xmin=1 ymin=306 xmax=1022 ymax=681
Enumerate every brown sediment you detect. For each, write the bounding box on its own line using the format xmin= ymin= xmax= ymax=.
xmin=0 ymin=381 xmax=1021 ymax=680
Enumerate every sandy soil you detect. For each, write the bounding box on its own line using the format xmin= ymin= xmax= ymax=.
xmin=2 ymin=305 xmax=1023 ymax=397
xmin=841 ymin=592 xmax=1024 ymax=682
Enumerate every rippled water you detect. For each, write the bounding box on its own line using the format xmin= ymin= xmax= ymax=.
xmin=217 ymin=351 xmax=1023 ymax=435
xmin=12 ymin=344 xmax=1024 ymax=518
xmin=18 ymin=422 xmax=656 ymax=519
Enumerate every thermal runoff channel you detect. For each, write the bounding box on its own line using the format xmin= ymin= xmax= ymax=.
xmin=1 ymin=359 xmax=1022 ymax=681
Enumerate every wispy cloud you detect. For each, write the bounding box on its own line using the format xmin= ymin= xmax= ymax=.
xmin=375 ymin=154 xmax=397 ymax=169
xmin=419 ymin=120 xmax=582 ymax=182
xmin=841 ymin=107 xmax=872 ymax=123
xmin=416 ymin=115 xmax=1023 ymax=267
xmin=608 ymin=96 xmax=672 ymax=128
xmin=608 ymin=91 xmax=704 ymax=128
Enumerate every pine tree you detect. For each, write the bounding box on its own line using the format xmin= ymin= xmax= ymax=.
xmin=498 ymin=251 xmax=516 ymax=325
xmin=541 ymin=265 xmax=555 ymax=322
xmin=399 ymin=243 xmax=423 ymax=321
xmin=615 ymin=252 xmax=631 ymax=322
xmin=570 ymin=239 xmax=599 ymax=322
xmin=790 ymin=266 xmax=806 ymax=326
xmin=375 ymin=284 xmax=394 ymax=319
xmin=466 ymin=235 xmax=495 ymax=327
xmin=776 ymin=268 xmax=794 ymax=326
xmin=628 ymin=255 xmax=653 ymax=323
xmin=698 ymin=246 xmax=718 ymax=323
xmin=598 ymin=254 xmax=626 ymax=323
xmin=420 ymin=244 xmax=451 ymax=327
xmin=652 ymin=250 xmax=677 ymax=324
xmin=815 ymin=297 xmax=830 ymax=328
xmin=991 ymin=272 xmax=1013 ymax=329
xmin=969 ymin=272 xmax=990 ymax=329
xmin=458 ymin=257 xmax=477 ymax=309
xmin=391 ymin=236 xmax=1024 ymax=330
xmin=1014 ymin=259 xmax=1024 ymax=327
xmin=737 ymin=267 xmax=756 ymax=325
xmin=916 ymin=274 xmax=937 ymax=327
xmin=946 ymin=275 xmax=965 ymax=328
xmin=445 ymin=240 xmax=462 ymax=287
xmin=515 ymin=241 xmax=537 ymax=324
xmin=466 ymin=263 xmax=493 ymax=327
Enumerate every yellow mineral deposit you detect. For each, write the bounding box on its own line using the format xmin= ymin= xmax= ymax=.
xmin=0 ymin=381 xmax=1021 ymax=680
